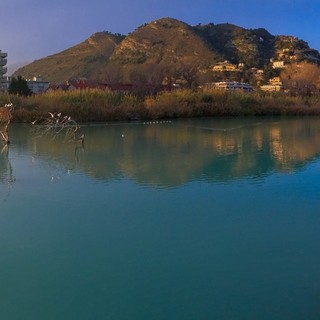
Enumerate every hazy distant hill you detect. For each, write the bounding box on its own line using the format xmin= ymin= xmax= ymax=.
xmin=7 ymin=61 xmax=29 ymax=75
xmin=14 ymin=17 xmax=320 ymax=83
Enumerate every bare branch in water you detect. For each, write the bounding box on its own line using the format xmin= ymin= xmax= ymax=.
xmin=32 ymin=112 xmax=85 ymax=144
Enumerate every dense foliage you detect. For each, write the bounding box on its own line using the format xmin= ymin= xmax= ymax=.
xmin=8 ymin=76 xmax=32 ymax=96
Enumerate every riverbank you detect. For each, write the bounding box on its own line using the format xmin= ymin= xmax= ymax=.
xmin=2 ymin=89 xmax=320 ymax=122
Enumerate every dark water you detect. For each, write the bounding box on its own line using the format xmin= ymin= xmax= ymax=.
xmin=1 ymin=117 xmax=320 ymax=319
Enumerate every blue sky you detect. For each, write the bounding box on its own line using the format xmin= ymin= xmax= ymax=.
xmin=1 ymin=0 xmax=320 ymax=65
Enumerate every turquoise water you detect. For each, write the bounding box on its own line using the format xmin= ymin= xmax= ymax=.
xmin=1 ymin=118 xmax=320 ymax=319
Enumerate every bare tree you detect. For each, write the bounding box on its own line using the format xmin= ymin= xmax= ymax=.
xmin=98 ymin=63 xmax=123 ymax=85
xmin=281 ymin=61 xmax=320 ymax=97
xmin=128 ymin=63 xmax=167 ymax=94
xmin=0 ymin=103 xmax=14 ymax=144
xmin=174 ymin=58 xmax=199 ymax=89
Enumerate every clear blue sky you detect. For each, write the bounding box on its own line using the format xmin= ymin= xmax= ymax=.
xmin=1 ymin=0 xmax=320 ymax=65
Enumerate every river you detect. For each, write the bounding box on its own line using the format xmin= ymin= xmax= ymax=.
xmin=1 ymin=117 xmax=320 ymax=319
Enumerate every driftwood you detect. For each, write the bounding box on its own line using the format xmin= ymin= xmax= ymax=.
xmin=32 ymin=112 xmax=84 ymax=145
xmin=0 ymin=103 xmax=14 ymax=144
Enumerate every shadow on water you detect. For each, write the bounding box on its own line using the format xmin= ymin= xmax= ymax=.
xmin=7 ymin=117 xmax=320 ymax=188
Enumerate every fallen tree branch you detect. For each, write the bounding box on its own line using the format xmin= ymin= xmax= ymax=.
xmin=32 ymin=112 xmax=85 ymax=144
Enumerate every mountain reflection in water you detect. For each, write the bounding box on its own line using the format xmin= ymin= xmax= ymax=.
xmin=4 ymin=117 xmax=320 ymax=188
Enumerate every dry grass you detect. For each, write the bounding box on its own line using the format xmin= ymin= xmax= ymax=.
xmin=2 ymin=88 xmax=320 ymax=123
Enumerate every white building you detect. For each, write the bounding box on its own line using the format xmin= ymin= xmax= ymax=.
xmin=272 ymin=61 xmax=286 ymax=69
xmin=269 ymin=77 xmax=283 ymax=86
xmin=0 ymin=50 xmax=8 ymax=92
xmin=260 ymin=84 xmax=284 ymax=92
xmin=211 ymin=81 xmax=253 ymax=92
xmin=260 ymin=77 xmax=284 ymax=92
xmin=27 ymin=77 xmax=49 ymax=93
xmin=212 ymin=61 xmax=238 ymax=72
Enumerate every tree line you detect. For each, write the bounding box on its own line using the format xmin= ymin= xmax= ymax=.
xmin=8 ymin=61 xmax=320 ymax=98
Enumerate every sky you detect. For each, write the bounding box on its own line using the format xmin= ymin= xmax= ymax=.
xmin=1 ymin=0 xmax=320 ymax=66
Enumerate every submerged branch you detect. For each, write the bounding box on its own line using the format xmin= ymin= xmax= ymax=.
xmin=31 ymin=112 xmax=85 ymax=144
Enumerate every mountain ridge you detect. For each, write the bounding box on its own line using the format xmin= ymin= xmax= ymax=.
xmin=14 ymin=17 xmax=320 ymax=83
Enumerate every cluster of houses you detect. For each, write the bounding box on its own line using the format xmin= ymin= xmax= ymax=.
xmin=210 ymin=60 xmax=284 ymax=92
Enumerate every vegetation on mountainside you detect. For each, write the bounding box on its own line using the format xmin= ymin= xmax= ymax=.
xmin=194 ymin=23 xmax=276 ymax=67
xmin=275 ymin=36 xmax=320 ymax=63
xmin=110 ymin=18 xmax=218 ymax=67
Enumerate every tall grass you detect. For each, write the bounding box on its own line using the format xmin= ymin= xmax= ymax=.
xmin=146 ymin=89 xmax=320 ymax=118
xmin=2 ymin=88 xmax=320 ymax=123
xmin=5 ymin=89 xmax=145 ymax=122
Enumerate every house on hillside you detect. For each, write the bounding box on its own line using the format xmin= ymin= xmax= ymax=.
xmin=260 ymin=76 xmax=283 ymax=92
xmin=272 ymin=60 xmax=286 ymax=69
xmin=260 ymin=84 xmax=283 ymax=92
xmin=269 ymin=77 xmax=282 ymax=86
xmin=212 ymin=61 xmax=238 ymax=72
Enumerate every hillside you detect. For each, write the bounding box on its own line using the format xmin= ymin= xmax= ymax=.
xmin=110 ymin=18 xmax=219 ymax=67
xmin=13 ymin=18 xmax=320 ymax=83
xmin=274 ymin=35 xmax=320 ymax=63
xmin=16 ymin=32 xmax=124 ymax=82
xmin=194 ymin=23 xmax=276 ymax=67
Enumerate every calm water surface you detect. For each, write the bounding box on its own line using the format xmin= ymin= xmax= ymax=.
xmin=1 ymin=117 xmax=320 ymax=319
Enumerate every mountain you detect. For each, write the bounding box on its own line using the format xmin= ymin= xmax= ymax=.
xmin=194 ymin=23 xmax=276 ymax=68
xmin=109 ymin=18 xmax=219 ymax=66
xmin=14 ymin=18 xmax=320 ymax=83
xmin=15 ymin=32 xmax=124 ymax=82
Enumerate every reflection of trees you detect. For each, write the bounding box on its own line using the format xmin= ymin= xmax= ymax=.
xmin=27 ymin=118 xmax=320 ymax=187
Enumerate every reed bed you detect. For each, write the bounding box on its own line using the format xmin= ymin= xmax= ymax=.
xmin=2 ymin=88 xmax=320 ymax=123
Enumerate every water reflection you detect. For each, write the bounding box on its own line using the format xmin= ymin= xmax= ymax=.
xmin=8 ymin=117 xmax=320 ymax=187
xmin=0 ymin=144 xmax=15 ymax=199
